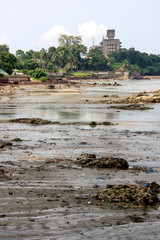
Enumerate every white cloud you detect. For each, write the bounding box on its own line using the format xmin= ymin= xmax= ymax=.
xmin=33 ymin=21 xmax=107 ymax=50
xmin=78 ymin=20 xmax=107 ymax=46
xmin=35 ymin=25 xmax=70 ymax=48
xmin=0 ymin=36 xmax=9 ymax=44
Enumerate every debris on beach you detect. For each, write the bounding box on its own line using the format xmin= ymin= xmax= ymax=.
xmin=130 ymin=165 xmax=155 ymax=173
xmin=0 ymin=141 xmax=12 ymax=148
xmin=96 ymin=183 xmax=160 ymax=207
xmin=129 ymin=214 xmax=146 ymax=223
xmin=76 ymin=154 xmax=129 ymax=170
xmin=0 ymin=169 xmax=9 ymax=181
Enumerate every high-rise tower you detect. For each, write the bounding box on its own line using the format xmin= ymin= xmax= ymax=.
xmin=91 ymin=29 xmax=121 ymax=56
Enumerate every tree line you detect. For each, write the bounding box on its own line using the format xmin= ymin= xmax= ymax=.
xmin=0 ymin=34 xmax=160 ymax=80
xmin=108 ymin=48 xmax=160 ymax=76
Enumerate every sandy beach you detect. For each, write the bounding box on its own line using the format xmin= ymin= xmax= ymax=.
xmin=0 ymin=78 xmax=160 ymax=239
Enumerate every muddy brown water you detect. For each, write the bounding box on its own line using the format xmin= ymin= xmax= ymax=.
xmin=0 ymin=78 xmax=160 ymax=239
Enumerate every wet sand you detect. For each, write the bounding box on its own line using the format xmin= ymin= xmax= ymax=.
xmin=0 ymin=79 xmax=160 ymax=239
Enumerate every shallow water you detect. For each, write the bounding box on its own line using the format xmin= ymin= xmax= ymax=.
xmin=0 ymin=102 xmax=160 ymax=131
xmin=0 ymin=78 xmax=160 ymax=161
xmin=0 ymin=78 xmax=160 ymax=131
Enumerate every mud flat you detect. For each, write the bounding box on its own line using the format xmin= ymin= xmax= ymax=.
xmin=0 ymin=78 xmax=160 ymax=239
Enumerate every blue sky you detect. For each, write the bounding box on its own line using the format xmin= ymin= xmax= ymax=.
xmin=0 ymin=0 xmax=160 ymax=54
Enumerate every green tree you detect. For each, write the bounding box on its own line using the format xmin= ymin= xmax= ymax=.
xmin=23 ymin=59 xmax=39 ymax=70
xmin=108 ymin=48 xmax=160 ymax=76
xmin=88 ymin=49 xmax=109 ymax=71
xmin=46 ymin=63 xmax=57 ymax=72
xmin=32 ymin=51 xmax=40 ymax=60
xmin=146 ymin=63 xmax=160 ymax=75
xmin=40 ymin=48 xmax=47 ymax=60
xmin=47 ymin=46 xmax=56 ymax=61
xmin=30 ymin=68 xmax=47 ymax=79
xmin=128 ymin=64 xmax=140 ymax=76
xmin=39 ymin=48 xmax=47 ymax=69
xmin=149 ymin=54 xmax=160 ymax=64
xmin=52 ymin=46 xmax=77 ymax=71
xmin=58 ymin=34 xmax=81 ymax=48
xmin=52 ymin=46 xmax=68 ymax=68
xmin=0 ymin=44 xmax=9 ymax=52
xmin=25 ymin=49 xmax=34 ymax=60
xmin=109 ymin=48 xmax=128 ymax=63
xmin=16 ymin=49 xmax=26 ymax=60
xmin=0 ymin=52 xmax=17 ymax=74
xmin=58 ymin=34 xmax=87 ymax=70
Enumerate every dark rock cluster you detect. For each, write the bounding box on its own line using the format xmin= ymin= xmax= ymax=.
xmin=109 ymin=104 xmax=152 ymax=110
xmin=76 ymin=153 xmax=129 ymax=170
xmin=9 ymin=118 xmax=53 ymax=125
xmin=96 ymin=183 xmax=160 ymax=207
xmin=114 ymin=90 xmax=160 ymax=104
xmin=0 ymin=141 xmax=12 ymax=148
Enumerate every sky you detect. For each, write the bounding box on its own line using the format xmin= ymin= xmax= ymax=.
xmin=0 ymin=0 xmax=160 ymax=54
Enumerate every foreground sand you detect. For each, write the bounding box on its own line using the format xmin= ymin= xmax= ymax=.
xmin=0 ymin=157 xmax=160 ymax=239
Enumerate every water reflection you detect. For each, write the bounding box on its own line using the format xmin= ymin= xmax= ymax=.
xmin=0 ymin=79 xmax=160 ymax=131
xmin=58 ymin=110 xmax=80 ymax=119
xmin=105 ymin=112 xmax=116 ymax=120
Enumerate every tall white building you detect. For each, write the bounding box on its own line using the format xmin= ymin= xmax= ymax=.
xmin=91 ymin=29 xmax=122 ymax=56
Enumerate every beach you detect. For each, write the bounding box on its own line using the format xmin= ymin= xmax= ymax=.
xmin=0 ymin=78 xmax=160 ymax=239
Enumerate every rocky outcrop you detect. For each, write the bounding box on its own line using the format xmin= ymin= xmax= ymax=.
xmin=109 ymin=104 xmax=152 ymax=110
xmin=114 ymin=91 xmax=160 ymax=104
xmin=76 ymin=154 xmax=129 ymax=170
xmin=9 ymin=118 xmax=53 ymax=125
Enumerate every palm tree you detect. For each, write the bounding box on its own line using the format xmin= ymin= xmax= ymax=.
xmin=40 ymin=48 xmax=47 ymax=61
xmin=39 ymin=48 xmax=47 ymax=69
